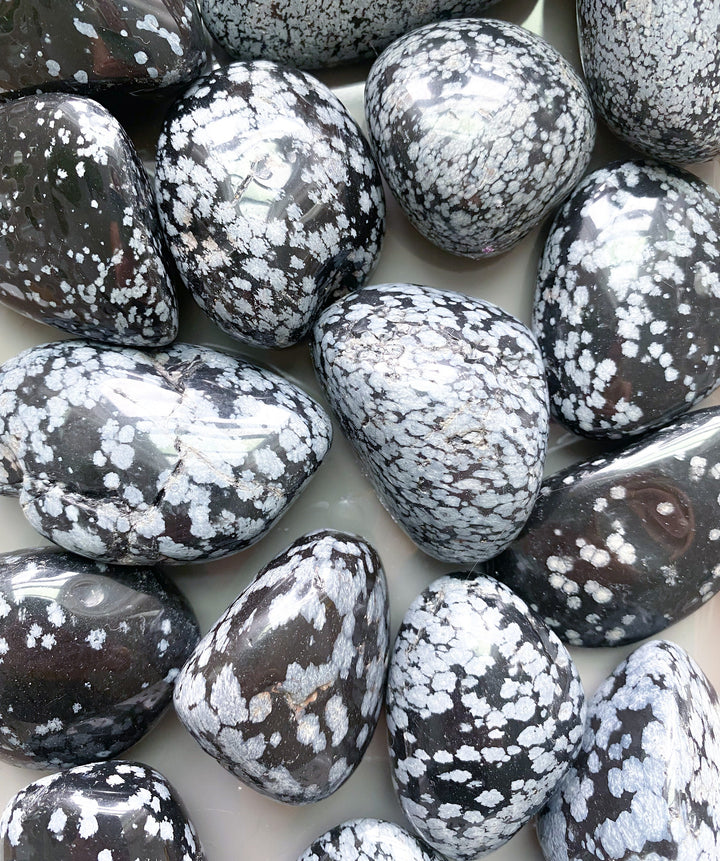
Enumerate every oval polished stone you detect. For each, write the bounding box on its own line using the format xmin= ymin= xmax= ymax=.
xmin=492 ymin=407 xmax=720 ymax=648
xmin=364 ymin=19 xmax=595 ymax=258
xmin=0 ymin=0 xmax=210 ymax=100
xmin=312 ymin=283 xmax=549 ymax=563
xmin=0 ymin=341 xmax=332 ymax=565
xmin=298 ymin=819 xmax=436 ymax=861
xmin=538 ymin=641 xmax=720 ymax=861
xmin=199 ymin=0 xmax=500 ymax=68
xmin=534 ymin=160 xmax=720 ymax=439
xmin=387 ymin=575 xmax=585 ymax=860
xmin=578 ymin=0 xmax=720 ymax=163
xmin=155 ymin=61 xmax=385 ymax=349
xmin=0 ymin=760 xmax=205 ymax=860
xmin=0 ymin=94 xmax=178 ymax=345
xmin=174 ymin=530 xmax=389 ymax=804
xmin=0 ymin=547 xmax=199 ymax=769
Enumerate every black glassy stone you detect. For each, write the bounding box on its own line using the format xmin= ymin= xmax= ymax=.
xmin=297 ymin=819 xmax=437 ymax=861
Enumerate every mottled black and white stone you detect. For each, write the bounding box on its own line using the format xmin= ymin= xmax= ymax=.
xmin=364 ymin=19 xmax=595 ymax=258
xmin=199 ymin=0 xmax=500 ymax=68
xmin=492 ymin=407 xmax=720 ymax=647
xmin=297 ymin=818 xmax=437 ymax=861
xmin=0 ymin=547 xmax=199 ymax=769
xmin=534 ymin=160 xmax=720 ymax=439
xmin=387 ymin=574 xmax=586 ymax=859
xmin=0 ymin=341 xmax=332 ymax=565
xmin=0 ymin=94 xmax=178 ymax=345
xmin=578 ymin=0 xmax=720 ymax=163
xmin=0 ymin=0 xmax=210 ymax=100
xmin=0 ymin=760 xmax=205 ymax=860
xmin=538 ymin=640 xmax=720 ymax=861
xmin=312 ymin=283 xmax=549 ymax=563
xmin=174 ymin=530 xmax=389 ymax=804
xmin=155 ymin=61 xmax=385 ymax=349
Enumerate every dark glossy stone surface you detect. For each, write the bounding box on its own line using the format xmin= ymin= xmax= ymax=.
xmin=387 ymin=574 xmax=585 ymax=860
xmin=492 ymin=407 xmax=720 ymax=648
xmin=297 ymin=819 xmax=436 ymax=861
xmin=538 ymin=640 xmax=720 ymax=860
xmin=0 ymin=547 xmax=199 ymax=769
xmin=0 ymin=0 xmax=210 ymax=100
xmin=174 ymin=530 xmax=389 ymax=804
xmin=0 ymin=760 xmax=205 ymax=860
xmin=578 ymin=0 xmax=720 ymax=163
xmin=0 ymin=94 xmax=178 ymax=345
xmin=155 ymin=61 xmax=385 ymax=349
xmin=0 ymin=341 xmax=332 ymax=565
xmin=534 ymin=161 xmax=720 ymax=439
xmin=312 ymin=283 xmax=549 ymax=563
xmin=364 ymin=19 xmax=595 ymax=258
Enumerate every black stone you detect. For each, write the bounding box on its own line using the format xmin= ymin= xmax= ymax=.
xmin=492 ymin=407 xmax=720 ymax=648
xmin=297 ymin=819 xmax=437 ymax=861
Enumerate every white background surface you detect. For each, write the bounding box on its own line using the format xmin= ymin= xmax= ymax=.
xmin=1 ymin=0 xmax=719 ymax=858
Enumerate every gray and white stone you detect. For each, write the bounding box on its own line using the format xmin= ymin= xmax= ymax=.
xmin=155 ymin=61 xmax=385 ymax=349
xmin=538 ymin=640 xmax=720 ymax=861
xmin=0 ymin=341 xmax=332 ymax=565
xmin=174 ymin=530 xmax=389 ymax=803
xmin=312 ymin=283 xmax=549 ymax=563
xmin=387 ymin=574 xmax=586 ymax=860
xmin=578 ymin=0 xmax=720 ymax=163
xmin=297 ymin=818 xmax=437 ymax=861
xmin=364 ymin=18 xmax=596 ymax=258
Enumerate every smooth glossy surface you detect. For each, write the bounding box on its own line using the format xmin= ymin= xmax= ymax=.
xmin=578 ymin=0 xmax=720 ymax=163
xmin=0 ymin=0 xmax=210 ymax=100
xmin=297 ymin=818 xmax=437 ymax=861
xmin=535 ymin=160 xmax=720 ymax=439
xmin=0 ymin=760 xmax=205 ymax=860
xmin=0 ymin=94 xmax=178 ymax=345
xmin=493 ymin=407 xmax=720 ymax=647
xmin=365 ymin=18 xmax=595 ymax=258
xmin=155 ymin=61 xmax=385 ymax=349
xmin=0 ymin=341 xmax=332 ymax=565
xmin=174 ymin=530 xmax=389 ymax=803
xmin=0 ymin=548 xmax=199 ymax=769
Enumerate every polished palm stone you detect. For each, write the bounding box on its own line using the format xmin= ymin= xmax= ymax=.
xmin=0 ymin=94 xmax=178 ymax=345
xmin=0 ymin=0 xmax=210 ymax=100
xmin=174 ymin=530 xmax=389 ymax=803
xmin=538 ymin=641 xmax=720 ymax=860
xmin=297 ymin=819 xmax=436 ymax=861
xmin=0 ymin=760 xmax=205 ymax=860
xmin=535 ymin=160 xmax=720 ymax=439
xmin=0 ymin=341 xmax=332 ymax=565
xmin=492 ymin=407 xmax=720 ymax=647
xmin=0 ymin=548 xmax=199 ymax=769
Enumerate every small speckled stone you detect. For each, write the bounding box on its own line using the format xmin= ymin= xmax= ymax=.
xmin=155 ymin=61 xmax=385 ymax=349
xmin=534 ymin=160 xmax=720 ymax=439
xmin=578 ymin=0 xmax=720 ymax=163
xmin=312 ymin=283 xmax=549 ymax=563
xmin=492 ymin=407 xmax=720 ymax=647
xmin=0 ymin=760 xmax=205 ymax=860
xmin=0 ymin=0 xmax=210 ymax=100
xmin=388 ymin=574 xmax=585 ymax=859
xmin=0 ymin=341 xmax=332 ymax=565
xmin=0 ymin=547 xmax=199 ymax=769
xmin=538 ymin=640 xmax=720 ymax=861
xmin=174 ymin=530 xmax=389 ymax=804
xmin=0 ymin=93 xmax=178 ymax=345
xmin=297 ymin=819 xmax=437 ymax=861
xmin=364 ymin=18 xmax=595 ymax=258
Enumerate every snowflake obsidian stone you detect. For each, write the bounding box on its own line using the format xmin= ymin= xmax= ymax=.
xmin=297 ymin=819 xmax=436 ymax=861
xmin=155 ymin=61 xmax=385 ymax=349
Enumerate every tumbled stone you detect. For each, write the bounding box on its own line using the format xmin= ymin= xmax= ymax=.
xmin=492 ymin=407 xmax=720 ymax=647
xmin=155 ymin=61 xmax=385 ymax=349
xmin=387 ymin=574 xmax=585 ymax=859
xmin=312 ymin=283 xmax=549 ymax=563
xmin=297 ymin=819 xmax=436 ymax=861
xmin=0 ymin=341 xmax=332 ymax=565
xmin=174 ymin=530 xmax=389 ymax=803
xmin=0 ymin=94 xmax=178 ymax=345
